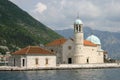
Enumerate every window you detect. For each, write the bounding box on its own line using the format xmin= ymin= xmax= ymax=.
xmin=14 ymin=58 xmax=15 ymax=66
xmin=68 ymin=46 xmax=72 ymax=50
xmin=51 ymin=49 xmax=54 ymax=52
xmin=76 ymin=26 xmax=79 ymax=31
xmin=22 ymin=59 xmax=25 ymax=67
xmin=46 ymin=58 xmax=48 ymax=65
xmin=35 ymin=58 xmax=39 ymax=65
xmin=87 ymin=58 xmax=89 ymax=63
xmin=79 ymin=25 xmax=81 ymax=32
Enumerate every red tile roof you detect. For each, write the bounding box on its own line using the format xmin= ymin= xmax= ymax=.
xmin=84 ymin=40 xmax=97 ymax=47
xmin=46 ymin=38 xmax=97 ymax=47
xmin=12 ymin=46 xmax=54 ymax=55
xmin=46 ymin=38 xmax=67 ymax=46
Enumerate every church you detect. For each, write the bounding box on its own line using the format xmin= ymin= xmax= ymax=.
xmin=46 ymin=18 xmax=106 ymax=64
xmin=8 ymin=18 xmax=107 ymax=68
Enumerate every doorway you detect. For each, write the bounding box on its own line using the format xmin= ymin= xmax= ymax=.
xmin=68 ymin=58 xmax=72 ymax=64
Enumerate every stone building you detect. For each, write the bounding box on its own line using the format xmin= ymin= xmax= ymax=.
xmin=8 ymin=46 xmax=56 ymax=68
xmin=46 ymin=18 xmax=105 ymax=64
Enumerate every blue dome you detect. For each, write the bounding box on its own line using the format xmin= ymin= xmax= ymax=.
xmin=86 ymin=35 xmax=101 ymax=45
xmin=75 ymin=19 xmax=83 ymax=24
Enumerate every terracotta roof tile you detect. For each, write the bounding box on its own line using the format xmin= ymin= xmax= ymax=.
xmin=46 ymin=38 xmax=67 ymax=46
xmin=12 ymin=46 xmax=53 ymax=55
xmin=46 ymin=38 xmax=97 ymax=47
xmin=84 ymin=40 xmax=97 ymax=47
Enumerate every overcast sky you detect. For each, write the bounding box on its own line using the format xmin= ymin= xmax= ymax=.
xmin=9 ymin=0 xmax=120 ymax=32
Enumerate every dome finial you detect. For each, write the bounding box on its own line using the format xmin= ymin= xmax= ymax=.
xmin=74 ymin=12 xmax=83 ymax=24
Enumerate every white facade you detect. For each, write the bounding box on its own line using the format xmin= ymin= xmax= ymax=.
xmin=62 ymin=39 xmax=74 ymax=64
xmin=9 ymin=55 xmax=56 ymax=68
xmin=46 ymin=45 xmax=63 ymax=64
xmin=46 ymin=18 xmax=105 ymax=64
xmin=9 ymin=54 xmax=56 ymax=68
xmin=8 ymin=46 xmax=56 ymax=68
xmin=74 ymin=19 xmax=84 ymax=64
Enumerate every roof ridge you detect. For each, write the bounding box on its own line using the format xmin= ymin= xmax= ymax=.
xmin=25 ymin=46 xmax=31 ymax=54
xmin=12 ymin=46 xmax=54 ymax=55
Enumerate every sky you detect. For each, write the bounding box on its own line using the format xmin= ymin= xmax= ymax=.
xmin=9 ymin=0 xmax=120 ymax=32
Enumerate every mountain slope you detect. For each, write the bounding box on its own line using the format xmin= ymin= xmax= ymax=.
xmin=0 ymin=0 xmax=62 ymax=53
xmin=55 ymin=27 xmax=120 ymax=59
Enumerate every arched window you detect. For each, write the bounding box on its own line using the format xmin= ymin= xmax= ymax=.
xmin=76 ymin=26 xmax=79 ymax=32
xmin=79 ymin=25 xmax=81 ymax=32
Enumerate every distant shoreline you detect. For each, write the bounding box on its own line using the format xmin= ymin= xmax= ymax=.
xmin=0 ymin=63 xmax=120 ymax=71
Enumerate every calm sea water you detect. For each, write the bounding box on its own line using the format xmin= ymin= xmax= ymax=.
xmin=0 ymin=68 xmax=120 ymax=80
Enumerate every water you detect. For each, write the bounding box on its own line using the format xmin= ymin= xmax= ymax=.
xmin=0 ymin=69 xmax=120 ymax=80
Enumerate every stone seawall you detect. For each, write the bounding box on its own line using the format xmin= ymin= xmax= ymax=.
xmin=59 ymin=63 xmax=120 ymax=68
xmin=0 ymin=63 xmax=120 ymax=71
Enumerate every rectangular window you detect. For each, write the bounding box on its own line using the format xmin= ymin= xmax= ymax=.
xmin=46 ymin=58 xmax=48 ymax=65
xmin=35 ymin=58 xmax=39 ymax=65
xmin=22 ymin=59 xmax=25 ymax=67
xmin=14 ymin=58 xmax=15 ymax=66
xmin=87 ymin=58 xmax=89 ymax=63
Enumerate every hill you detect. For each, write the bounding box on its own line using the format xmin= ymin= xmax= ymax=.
xmin=0 ymin=0 xmax=62 ymax=54
xmin=55 ymin=27 xmax=120 ymax=59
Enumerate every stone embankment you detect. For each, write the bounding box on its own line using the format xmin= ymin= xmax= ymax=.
xmin=0 ymin=63 xmax=120 ymax=71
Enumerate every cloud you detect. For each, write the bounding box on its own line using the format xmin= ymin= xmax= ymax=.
xmin=34 ymin=2 xmax=47 ymax=14
xmin=10 ymin=0 xmax=120 ymax=32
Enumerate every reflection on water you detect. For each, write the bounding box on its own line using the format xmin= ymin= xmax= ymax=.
xmin=0 ymin=69 xmax=120 ymax=80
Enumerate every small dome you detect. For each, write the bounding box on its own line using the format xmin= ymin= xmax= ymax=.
xmin=75 ymin=19 xmax=83 ymax=24
xmin=86 ymin=35 xmax=101 ymax=45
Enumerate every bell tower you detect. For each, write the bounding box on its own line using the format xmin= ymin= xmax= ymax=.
xmin=74 ymin=18 xmax=83 ymax=45
xmin=74 ymin=18 xmax=84 ymax=64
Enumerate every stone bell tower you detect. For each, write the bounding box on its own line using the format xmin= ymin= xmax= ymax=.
xmin=73 ymin=18 xmax=84 ymax=64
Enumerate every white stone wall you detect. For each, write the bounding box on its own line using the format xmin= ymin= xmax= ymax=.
xmin=74 ymin=32 xmax=84 ymax=64
xmin=8 ymin=55 xmax=22 ymax=67
xmin=46 ymin=39 xmax=104 ymax=64
xmin=74 ymin=32 xmax=84 ymax=45
xmin=46 ymin=46 xmax=62 ymax=64
xmin=97 ymin=51 xmax=104 ymax=63
xmin=26 ymin=54 xmax=56 ymax=68
xmin=58 ymin=63 xmax=120 ymax=68
xmin=62 ymin=39 xmax=74 ymax=63
xmin=82 ymin=46 xmax=104 ymax=63
xmin=8 ymin=54 xmax=56 ymax=68
xmin=62 ymin=39 xmax=103 ymax=64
